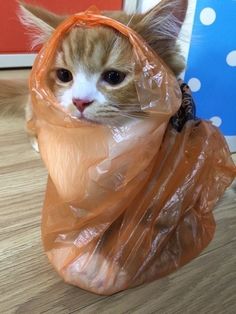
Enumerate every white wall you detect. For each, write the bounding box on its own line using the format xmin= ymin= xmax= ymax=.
xmin=139 ymin=0 xmax=161 ymax=12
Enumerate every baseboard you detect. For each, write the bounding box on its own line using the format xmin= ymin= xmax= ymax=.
xmin=0 ymin=54 xmax=36 ymax=68
xmin=225 ymin=136 xmax=236 ymax=153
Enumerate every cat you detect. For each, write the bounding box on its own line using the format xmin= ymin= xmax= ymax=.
xmin=0 ymin=1 xmax=187 ymax=128
xmin=0 ymin=0 xmax=188 ymax=293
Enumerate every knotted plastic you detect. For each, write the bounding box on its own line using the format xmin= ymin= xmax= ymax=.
xmin=28 ymin=9 xmax=236 ymax=295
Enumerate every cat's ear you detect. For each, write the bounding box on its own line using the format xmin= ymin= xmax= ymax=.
xmin=133 ymin=0 xmax=188 ymax=75
xmin=136 ymin=0 xmax=188 ymax=45
xmin=18 ymin=1 xmax=66 ymax=48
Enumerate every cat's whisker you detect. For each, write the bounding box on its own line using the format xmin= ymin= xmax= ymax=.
xmin=126 ymin=14 xmax=135 ymax=27
xmin=115 ymin=106 xmax=143 ymax=112
xmin=118 ymin=111 xmax=149 ymax=119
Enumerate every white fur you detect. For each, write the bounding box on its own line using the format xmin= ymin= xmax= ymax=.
xmin=58 ymin=68 xmax=107 ymax=120
xmin=65 ymin=252 xmax=127 ymax=294
xmin=73 ymin=71 xmax=105 ymax=103
xmin=30 ymin=137 xmax=40 ymax=153
xmin=59 ymin=89 xmax=73 ymax=109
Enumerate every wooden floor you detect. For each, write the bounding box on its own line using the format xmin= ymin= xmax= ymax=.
xmin=0 ymin=70 xmax=236 ymax=314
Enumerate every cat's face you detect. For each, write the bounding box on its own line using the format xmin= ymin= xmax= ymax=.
xmin=48 ymin=26 xmax=139 ymax=124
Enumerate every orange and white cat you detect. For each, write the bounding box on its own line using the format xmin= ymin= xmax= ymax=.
xmin=0 ymin=0 xmax=188 ymax=292
xmin=1 ymin=0 xmax=187 ymax=126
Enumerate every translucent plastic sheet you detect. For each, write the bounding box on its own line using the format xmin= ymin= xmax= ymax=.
xmin=28 ymin=10 xmax=236 ymax=295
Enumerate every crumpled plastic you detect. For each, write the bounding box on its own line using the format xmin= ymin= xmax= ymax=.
xmin=28 ymin=9 xmax=236 ymax=295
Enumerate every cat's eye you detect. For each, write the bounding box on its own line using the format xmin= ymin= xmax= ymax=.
xmin=56 ymin=68 xmax=73 ymax=83
xmin=102 ymin=70 xmax=126 ymax=86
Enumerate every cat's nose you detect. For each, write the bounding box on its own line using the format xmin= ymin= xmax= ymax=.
xmin=72 ymin=98 xmax=93 ymax=112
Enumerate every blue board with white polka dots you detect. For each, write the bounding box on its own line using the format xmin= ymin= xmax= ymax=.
xmin=184 ymin=0 xmax=236 ymax=152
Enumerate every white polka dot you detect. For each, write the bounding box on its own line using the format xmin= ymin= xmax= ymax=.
xmin=226 ymin=51 xmax=236 ymax=67
xmin=200 ymin=8 xmax=216 ymax=25
xmin=188 ymin=78 xmax=201 ymax=92
xmin=210 ymin=116 xmax=222 ymax=127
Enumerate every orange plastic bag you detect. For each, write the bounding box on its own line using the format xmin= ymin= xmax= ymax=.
xmin=28 ymin=10 xmax=236 ymax=295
